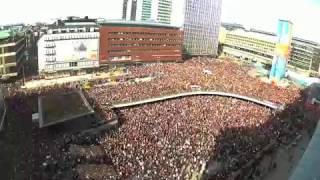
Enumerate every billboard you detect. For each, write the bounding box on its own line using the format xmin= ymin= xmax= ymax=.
xmin=269 ymin=20 xmax=293 ymax=83
xmin=55 ymin=39 xmax=98 ymax=62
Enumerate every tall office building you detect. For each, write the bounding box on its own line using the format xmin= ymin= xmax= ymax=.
xmin=123 ymin=0 xmax=138 ymax=21
xmin=141 ymin=0 xmax=152 ymax=21
xmin=122 ymin=0 xmax=172 ymax=24
xmin=183 ymin=0 xmax=222 ymax=56
xmin=156 ymin=0 xmax=172 ymax=24
xmin=122 ymin=0 xmax=129 ymax=19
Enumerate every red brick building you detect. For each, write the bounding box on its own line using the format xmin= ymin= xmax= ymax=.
xmin=99 ymin=21 xmax=183 ymax=64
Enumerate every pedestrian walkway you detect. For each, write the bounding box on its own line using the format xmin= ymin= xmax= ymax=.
xmin=112 ymin=91 xmax=279 ymax=109
xmin=22 ymin=71 xmax=123 ymax=89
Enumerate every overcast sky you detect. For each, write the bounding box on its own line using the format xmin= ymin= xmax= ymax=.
xmin=1 ymin=0 xmax=319 ymax=42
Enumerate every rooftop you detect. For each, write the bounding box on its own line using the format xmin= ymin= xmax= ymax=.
xmin=38 ymin=91 xmax=94 ymax=128
xmin=0 ymin=30 xmax=11 ymax=40
xmin=227 ymin=29 xmax=277 ymax=43
xmin=48 ymin=16 xmax=98 ymax=29
xmin=292 ymin=37 xmax=319 ymax=47
xmin=99 ymin=20 xmax=181 ymax=29
xmin=0 ymin=30 xmax=24 ymax=45
xmin=221 ymin=22 xmax=245 ymax=30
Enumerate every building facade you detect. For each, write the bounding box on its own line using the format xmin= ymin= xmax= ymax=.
xmin=289 ymin=38 xmax=320 ymax=75
xmin=220 ymin=28 xmax=276 ymax=65
xmin=0 ymin=30 xmax=26 ymax=79
xmin=123 ymin=0 xmax=172 ymax=25
xmin=219 ymin=27 xmax=320 ymax=75
xmin=37 ymin=17 xmax=100 ymax=76
xmin=183 ymin=0 xmax=222 ymax=56
xmin=99 ymin=21 xmax=183 ymax=64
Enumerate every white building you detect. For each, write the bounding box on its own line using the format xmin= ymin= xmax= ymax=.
xmin=37 ymin=17 xmax=100 ymax=76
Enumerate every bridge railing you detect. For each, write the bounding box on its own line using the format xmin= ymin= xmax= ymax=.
xmin=111 ymin=90 xmax=279 ymax=110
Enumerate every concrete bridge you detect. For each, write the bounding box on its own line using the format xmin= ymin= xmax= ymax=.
xmin=112 ymin=91 xmax=279 ymax=110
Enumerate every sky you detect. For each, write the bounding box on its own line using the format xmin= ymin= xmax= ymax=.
xmin=1 ymin=0 xmax=319 ymax=42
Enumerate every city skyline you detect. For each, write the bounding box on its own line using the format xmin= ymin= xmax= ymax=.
xmin=1 ymin=0 xmax=320 ymax=42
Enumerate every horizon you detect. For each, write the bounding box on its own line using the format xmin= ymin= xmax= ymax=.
xmin=1 ymin=0 xmax=320 ymax=43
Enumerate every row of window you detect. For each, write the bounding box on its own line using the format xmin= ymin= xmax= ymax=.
xmin=107 ymin=37 xmax=180 ymax=42
xmin=108 ymin=49 xmax=180 ymax=54
xmin=108 ymin=31 xmax=178 ymax=37
xmin=0 ymin=46 xmax=15 ymax=54
xmin=292 ymin=44 xmax=315 ymax=51
xmin=290 ymin=56 xmax=311 ymax=63
xmin=227 ymin=36 xmax=275 ymax=48
xmin=224 ymin=44 xmax=274 ymax=59
xmin=0 ymin=55 xmax=16 ymax=65
xmin=45 ymin=49 xmax=56 ymax=55
xmin=44 ymin=61 xmax=98 ymax=71
xmin=292 ymin=50 xmax=313 ymax=58
xmin=226 ymin=40 xmax=275 ymax=51
xmin=110 ymin=43 xmax=181 ymax=47
xmin=109 ymin=56 xmax=131 ymax=61
xmin=50 ymin=28 xmax=99 ymax=34
xmin=0 ymin=66 xmax=16 ymax=75
xmin=44 ymin=43 xmax=56 ymax=48
xmin=44 ymin=33 xmax=99 ymax=41
xmin=45 ymin=56 xmax=56 ymax=62
xmin=289 ymin=61 xmax=310 ymax=70
xmin=227 ymin=42 xmax=274 ymax=54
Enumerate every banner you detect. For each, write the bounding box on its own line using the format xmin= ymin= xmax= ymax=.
xmin=269 ymin=20 xmax=293 ymax=83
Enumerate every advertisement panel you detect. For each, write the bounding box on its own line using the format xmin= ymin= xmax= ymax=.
xmin=269 ymin=20 xmax=293 ymax=83
xmin=55 ymin=39 xmax=98 ymax=62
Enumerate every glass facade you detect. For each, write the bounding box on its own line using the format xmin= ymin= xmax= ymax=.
xmin=141 ymin=0 xmax=152 ymax=21
xmin=183 ymin=0 xmax=222 ymax=56
xmin=124 ymin=0 xmax=172 ymax=24
xmin=157 ymin=0 xmax=172 ymax=24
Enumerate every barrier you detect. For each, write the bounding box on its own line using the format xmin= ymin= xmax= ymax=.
xmin=112 ymin=91 xmax=279 ymax=110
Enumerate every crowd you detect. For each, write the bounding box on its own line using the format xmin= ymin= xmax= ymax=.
xmin=87 ymin=58 xmax=301 ymax=122
xmin=101 ymin=96 xmax=297 ymax=179
xmin=84 ymin=58 xmax=302 ymax=179
xmin=3 ymin=58 xmax=304 ymax=179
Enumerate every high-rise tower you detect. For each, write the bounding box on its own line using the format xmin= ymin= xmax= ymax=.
xmin=122 ymin=0 xmax=172 ymax=24
xmin=183 ymin=0 xmax=222 ymax=56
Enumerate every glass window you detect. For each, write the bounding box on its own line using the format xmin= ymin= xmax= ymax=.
xmin=4 ymin=56 xmax=16 ymax=64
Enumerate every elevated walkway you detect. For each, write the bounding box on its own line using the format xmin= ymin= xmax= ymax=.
xmin=112 ymin=91 xmax=279 ymax=109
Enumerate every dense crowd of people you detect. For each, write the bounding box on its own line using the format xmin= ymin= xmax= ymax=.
xmin=87 ymin=58 xmax=301 ymax=122
xmin=2 ymin=58 xmax=304 ymax=179
xmin=102 ymin=96 xmax=296 ymax=179
xmin=83 ymin=58 xmax=302 ymax=178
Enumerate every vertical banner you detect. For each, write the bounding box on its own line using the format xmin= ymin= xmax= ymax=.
xmin=269 ymin=20 xmax=293 ymax=83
